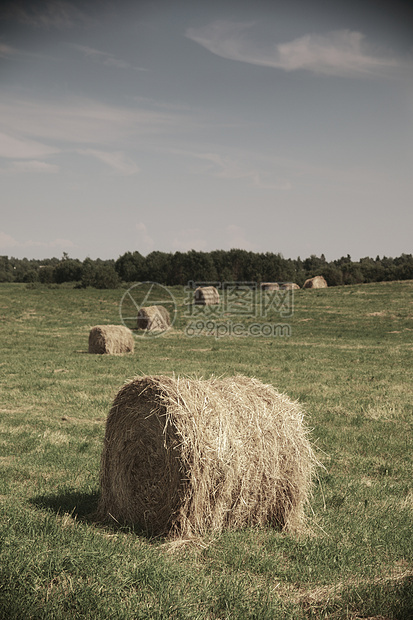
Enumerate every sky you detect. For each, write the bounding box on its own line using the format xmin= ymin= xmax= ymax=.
xmin=1 ymin=0 xmax=412 ymax=261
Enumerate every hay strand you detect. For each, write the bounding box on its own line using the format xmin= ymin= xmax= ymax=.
xmin=98 ymin=375 xmax=319 ymax=537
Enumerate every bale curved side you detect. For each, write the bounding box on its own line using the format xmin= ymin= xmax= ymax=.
xmin=97 ymin=375 xmax=319 ymax=537
xmin=89 ymin=325 xmax=134 ymax=354
xmin=303 ymin=276 xmax=328 ymax=289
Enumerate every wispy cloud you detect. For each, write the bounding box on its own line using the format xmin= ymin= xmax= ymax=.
xmin=171 ymin=228 xmax=208 ymax=252
xmin=226 ymin=224 xmax=256 ymax=251
xmin=0 ymin=230 xmax=74 ymax=251
xmin=71 ymin=44 xmax=145 ymax=71
xmin=0 ymin=131 xmax=59 ymax=159
xmin=186 ymin=22 xmax=403 ymax=78
xmin=167 ymin=147 xmax=291 ymax=190
xmin=0 ymin=42 xmax=18 ymax=57
xmin=1 ymin=1 xmax=90 ymax=29
xmin=0 ymin=41 xmax=51 ymax=61
xmin=0 ymin=231 xmax=19 ymax=249
xmin=0 ymin=160 xmax=59 ymax=175
xmin=193 ymin=151 xmax=291 ymax=189
xmin=136 ymin=222 xmax=154 ymax=255
xmin=0 ymin=96 xmax=178 ymax=146
xmin=133 ymin=96 xmax=192 ymax=113
xmin=78 ymin=149 xmax=140 ymax=175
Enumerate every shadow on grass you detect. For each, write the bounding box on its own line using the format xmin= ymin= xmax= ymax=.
xmin=30 ymin=489 xmax=100 ymax=521
xmin=29 ymin=490 xmax=162 ymax=541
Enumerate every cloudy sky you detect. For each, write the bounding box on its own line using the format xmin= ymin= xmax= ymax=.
xmin=1 ymin=0 xmax=412 ymax=261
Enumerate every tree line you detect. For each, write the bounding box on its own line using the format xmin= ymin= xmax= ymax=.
xmin=0 ymin=250 xmax=412 ymax=289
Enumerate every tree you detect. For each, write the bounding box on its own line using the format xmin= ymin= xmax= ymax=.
xmin=53 ymin=258 xmax=83 ymax=283
xmin=115 ymin=251 xmax=145 ymax=282
xmin=0 ymin=256 xmax=14 ymax=282
xmin=141 ymin=251 xmax=172 ymax=283
xmin=81 ymin=258 xmax=120 ymax=289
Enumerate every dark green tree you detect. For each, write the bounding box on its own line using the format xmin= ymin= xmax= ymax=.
xmin=141 ymin=251 xmax=172 ymax=283
xmin=115 ymin=251 xmax=145 ymax=282
xmin=53 ymin=257 xmax=83 ymax=283
xmin=0 ymin=256 xmax=14 ymax=282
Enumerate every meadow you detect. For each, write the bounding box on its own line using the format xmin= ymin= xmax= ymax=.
xmin=0 ymin=280 xmax=412 ymax=619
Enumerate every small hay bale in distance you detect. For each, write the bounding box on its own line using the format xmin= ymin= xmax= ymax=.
xmin=194 ymin=286 xmax=220 ymax=305
xmin=137 ymin=305 xmax=171 ymax=332
xmin=261 ymin=282 xmax=279 ymax=291
xmin=303 ymin=276 xmax=328 ymax=289
xmin=280 ymin=282 xmax=300 ymax=290
xmin=88 ymin=325 xmax=134 ymax=355
xmin=98 ymin=374 xmax=318 ymax=537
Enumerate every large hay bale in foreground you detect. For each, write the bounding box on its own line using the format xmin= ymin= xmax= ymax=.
xmin=98 ymin=375 xmax=318 ymax=537
xmin=137 ymin=305 xmax=171 ymax=331
xmin=194 ymin=286 xmax=220 ymax=305
xmin=303 ymin=276 xmax=328 ymax=289
xmin=88 ymin=325 xmax=134 ymax=355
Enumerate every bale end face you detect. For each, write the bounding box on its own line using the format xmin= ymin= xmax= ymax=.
xmin=194 ymin=286 xmax=220 ymax=305
xmin=98 ymin=375 xmax=319 ymax=537
xmin=137 ymin=306 xmax=171 ymax=331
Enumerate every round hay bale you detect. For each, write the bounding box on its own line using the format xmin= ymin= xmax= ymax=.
xmin=303 ymin=276 xmax=328 ymax=289
xmin=261 ymin=282 xmax=279 ymax=291
xmin=194 ymin=286 xmax=220 ymax=305
xmin=137 ymin=306 xmax=171 ymax=331
xmin=88 ymin=325 xmax=134 ymax=355
xmin=97 ymin=375 xmax=318 ymax=537
xmin=280 ymin=282 xmax=300 ymax=290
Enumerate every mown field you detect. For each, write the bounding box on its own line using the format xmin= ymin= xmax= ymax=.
xmin=0 ymin=280 xmax=412 ymax=619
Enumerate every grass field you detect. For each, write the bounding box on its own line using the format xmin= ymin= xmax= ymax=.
xmin=0 ymin=280 xmax=412 ymax=619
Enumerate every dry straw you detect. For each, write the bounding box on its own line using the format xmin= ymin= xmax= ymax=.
xmin=303 ymin=276 xmax=328 ymax=289
xmin=98 ymin=375 xmax=319 ymax=537
xmin=280 ymin=283 xmax=301 ymax=290
xmin=137 ymin=305 xmax=171 ymax=331
xmin=88 ymin=325 xmax=134 ymax=355
xmin=261 ymin=282 xmax=280 ymax=291
xmin=194 ymin=286 xmax=220 ymax=305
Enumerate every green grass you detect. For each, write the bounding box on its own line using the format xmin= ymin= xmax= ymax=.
xmin=0 ymin=281 xmax=412 ymax=618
